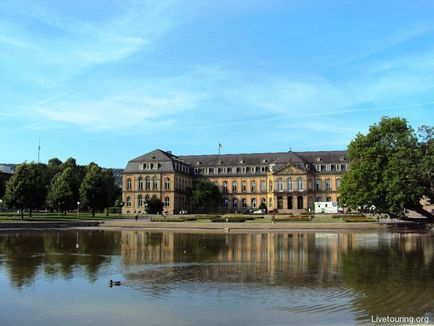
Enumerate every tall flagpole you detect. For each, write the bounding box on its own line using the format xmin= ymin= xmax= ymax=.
xmin=38 ymin=137 xmax=41 ymax=163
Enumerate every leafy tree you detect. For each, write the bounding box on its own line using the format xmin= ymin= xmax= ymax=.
xmin=340 ymin=117 xmax=433 ymax=221
xmin=0 ymin=173 xmax=5 ymax=199
xmin=3 ymin=163 xmax=47 ymax=218
xmin=418 ymin=125 xmax=434 ymax=204
xmin=187 ymin=178 xmax=222 ymax=213
xmin=79 ymin=163 xmax=105 ymax=217
xmin=258 ymin=202 xmax=268 ymax=213
xmin=101 ymin=169 xmax=120 ymax=208
xmin=145 ymin=198 xmax=164 ymax=214
xmin=46 ymin=167 xmax=75 ymax=215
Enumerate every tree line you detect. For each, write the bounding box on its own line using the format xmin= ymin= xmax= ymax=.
xmin=1 ymin=157 xmax=120 ymax=218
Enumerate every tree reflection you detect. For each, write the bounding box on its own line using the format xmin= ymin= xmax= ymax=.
xmin=0 ymin=230 xmax=120 ymax=288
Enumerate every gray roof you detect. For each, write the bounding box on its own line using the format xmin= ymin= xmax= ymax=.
xmin=124 ymin=149 xmax=348 ymax=174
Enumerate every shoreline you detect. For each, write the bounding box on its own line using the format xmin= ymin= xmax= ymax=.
xmin=1 ymin=219 xmax=431 ymax=233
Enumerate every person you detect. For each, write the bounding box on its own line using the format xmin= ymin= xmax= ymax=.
xmin=135 ymin=212 xmax=138 ymax=221
xmin=163 ymin=211 xmax=167 ymax=221
xmin=271 ymin=210 xmax=276 ymax=224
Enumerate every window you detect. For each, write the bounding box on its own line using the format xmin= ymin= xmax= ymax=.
xmin=269 ymin=197 xmax=273 ymax=208
xmin=232 ymin=181 xmax=237 ymax=192
xmin=251 ymin=180 xmax=256 ymax=192
xmin=277 ymin=178 xmax=283 ymax=191
xmin=326 ymin=164 xmax=332 ymax=171
xmin=327 ymin=196 xmax=332 ymax=202
xmin=126 ymin=196 xmax=131 ymax=207
xmin=316 ymin=178 xmax=322 ymax=191
xmin=164 ymin=196 xmax=170 ymax=207
xmin=152 ymin=194 xmax=157 ymax=199
xmin=287 ymin=177 xmax=293 ymax=191
xmin=242 ymin=180 xmax=247 ymax=192
xmin=138 ymin=195 xmax=143 ymax=207
xmin=316 ymin=164 xmax=321 ymax=171
xmin=261 ymin=166 xmax=266 ymax=172
xmin=251 ymin=198 xmax=257 ymax=208
xmin=336 ymin=164 xmax=342 ymax=171
xmin=316 ymin=196 xmax=322 ymax=202
xmin=277 ymin=196 xmax=283 ymax=209
xmin=138 ymin=177 xmax=143 ymax=190
xmin=209 ymin=168 xmax=214 ymax=174
xmin=325 ymin=178 xmax=331 ymax=191
xmin=165 ymin=178 xmax=170 ymax=190
xmin=145 ymin=176 xmax=150 ymax=190
xmin=145 ymin=194 xmax=150 ymax=201
xmin=224 ymin=198 xmax=228 ymax=208
xmin=232 ymin=198 xmax=238 ymax=208
xmin=242 ymin=167 xmax=247 ymax=173
xmin=251 ymin=166 xmax=256 ymax=173
xmin=152 ymin=176 xmax=158 ymax=190
xmin=261 ymin=197 xmax=266 ymax=204
xmin=336 ymin=178 xmax=341 ymax=190
xmin=297 ymin=177 xmax=303 ymax=191
xmin=127 ymin=178 xmax=132 ymax=190
xmin=223 ymin=181 xmax=228 ymax=192
xmin=269 ymin=180 xmax=273 ymax=192
xmin=308 ymin=178 xmax=313 ymax=190
xmin=260 ymin=180 xmax=266 ymax=192
xmin=288 ymin=196 xmax=293 ymax=209
xmin=241 ymin=198 xmax=247 ymax=208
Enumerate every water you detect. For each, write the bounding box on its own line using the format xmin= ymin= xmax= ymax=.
xmin=0 ymin=230 xmax=432 ymax=325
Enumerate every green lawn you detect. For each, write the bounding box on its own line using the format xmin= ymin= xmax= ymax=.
xmin=0 ymin=211 xmax=125 ymax=221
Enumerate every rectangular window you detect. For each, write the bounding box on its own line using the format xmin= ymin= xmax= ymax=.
xmin=326 ymin=164 xmax=332 ymax=171
xmin=336 ymin=164 xmax=341 ymax=171
xmin=242 ymin=198 xmax=247 ymax=208
xmin=261 ymin=166 xmax=266 ymax=172
xmin=316 ymin=165 xmax=322 ymax=171
xmin=242 ymin=180 xmax=247 ymax=192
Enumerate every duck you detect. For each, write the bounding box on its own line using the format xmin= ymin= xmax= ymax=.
xmin=109 ymin=280 xmax=121 ymax=287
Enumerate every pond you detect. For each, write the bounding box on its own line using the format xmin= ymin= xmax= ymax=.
xmin=0 ymin=230 xmax=433 ymax=325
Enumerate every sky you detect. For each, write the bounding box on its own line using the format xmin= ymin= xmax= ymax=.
xmin=1 ymin=0 xmax=433 ymax=168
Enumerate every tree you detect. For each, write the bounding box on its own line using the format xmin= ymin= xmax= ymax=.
xmin=0 ymin=173 xmax=5 ymax=199
xmin=418 ymin=125 xmax=434 ymax=204
xmin=187 ymin=178 xmax=222 ymax=213
xmin=340 ymin=117 xmax=433 ymax=221
xmin=46 ymin=167 xmax=75 ymax=215
xmin=145 ymin=198 xmax=164 ymax=214
xmin=258 ymin=202 xmax=268 ymax=213
xmin=79 ymin=163 xmax=105 ymax=217
xmin=3 ymin=163 xmax=47 ymax=218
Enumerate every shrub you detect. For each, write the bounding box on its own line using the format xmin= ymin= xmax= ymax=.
xmin=275 ymin=215 xmax=313 ymax=222
xmin=343 ymin=216 xmax=376 ymax=222
xmin=212 ymin=216 xmax=246 ymax=223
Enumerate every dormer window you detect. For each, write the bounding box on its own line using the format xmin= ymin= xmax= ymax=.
xmin=326 ymin=164 xmax=332 ymax=171
xmin=316 ymin=157 xmax=321 ymax=162
xmin=340 ymin=156 xmax=345 ymax=161
xmin=142 ymin=163 xmax=147 ymax=170
xmin=218 ymin=160 xmax=224 ymax=165
xmin=305 ymin=164 xmax=310 ymax=170
xmin=240 ymin=160 xmax=245 ymax=164
xmin=150 ymin=155 xmax=156 ymax=159
xmin=251 ymin=166 xmax=256 ymax=173
xmin=336 ymin=164 xmax=342 ymax=171
xmin=262 ymin=159 xmax=268 ymax=163
xmin=241 ymin=166 xmax=247 ymax=173
xmin=261 ymin=166 xmax=266 ymax=172
xmin=316 ymin=164 xmax=321 ymax=171
xmin=196 ymin=161 xmax=202 ymax=165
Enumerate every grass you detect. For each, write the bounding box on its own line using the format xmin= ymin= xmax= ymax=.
xmin=0 ymin=211 xmax=125 ymax=221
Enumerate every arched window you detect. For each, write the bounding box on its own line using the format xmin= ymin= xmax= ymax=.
xmin=251 ymin=198 xmax=257 ymax=208
xmin=145 ymin=194 xmax=150 ymax=201
xmin=297 ymin=177 xmax=303 ymax=191
xmin=241 ymin=198 xmax=247 ymax=208
xmin=127 ymin=178 xmax=132 ymax=190
xmin=260 ymin=180 xmax=266 ymax=192
xmin=242 ymin=180 xmax=247 ymax=192
xmin=223 ymin=181 xmax=228 ymax=192
xmin=336 ymin=178 xmax=341 ymax=190
xmin=251 ymin=180 xmax=256 ymax=192
xmin=316 ymin=178 xmax=322 ymax=191
xmin=224 ymin=198 xmax=228 ymax=208
xmin=138 ymin=194 xmax=143 ymax=207
xmin=261 ymin=197 xmax=266 ymax=204
xmin=269 ymin=180 xmax=273 ymax=192
xmin=232 ymin=198 xmax=238 ymax=208
xmin=277 ymin=196 xmax=283 ymax=209
xmin=126 ymin=196 xmax=131 ymax=207
xmin=165 ymin=178 xmax=170 ymax=190
xmin=145 ymin=176 xmax=150 ymax=190
xmin=269 ymin=197 xmax=273 ymax=208
xmin=325 ymin=178 xmax=331 ymax=191
xmin=138 ymin=177 xmax=143 ymax=190
xmin=232 ymin=180 xmax=237 ymax=192
xmin=152 ymin=176 xmax=158 ymax=190
xmin=287 ymin=177 xmax=293 ymax=191
xmin=277 ymin=178 xmax=283 ymax=191
xmin=164 ymin=196 xmax=170 ymax=207
xmin=308 ymin=178 xmax=313 ymax=190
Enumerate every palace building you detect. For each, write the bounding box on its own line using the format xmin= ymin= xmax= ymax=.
xmin=122 ymin=149 xmax=349 ymax=215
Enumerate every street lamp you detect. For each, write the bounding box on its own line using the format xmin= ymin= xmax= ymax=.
xmin=77 ymin=201 xmax=80 ymax=219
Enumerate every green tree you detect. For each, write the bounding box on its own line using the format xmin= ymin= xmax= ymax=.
xmin=0 ymin=173 xmax=5 ymax=199
xmin=3 ymin=163 xmax=47 ymax=218
xmin=46 ymin=167 xmax=75 ymax=215
xmin=187 ymin=178 xmax=222 ymax=213
xmin=340 ymin=117 xmax=433 ymax=221
xmin=418 ymin=125 xmax=434 ymax=204
xmin=79 ymin=163 xmax=105 ymax=217
xmin=145 ymin=198 xmax=164 ymax=214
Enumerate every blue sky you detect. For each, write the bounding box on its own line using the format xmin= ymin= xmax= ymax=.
xmin=1 ymin=0 xmax=433 ymax=168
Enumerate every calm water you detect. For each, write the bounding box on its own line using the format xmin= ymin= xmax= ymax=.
xmin=0 ymin=230 xmax=433 ymax=326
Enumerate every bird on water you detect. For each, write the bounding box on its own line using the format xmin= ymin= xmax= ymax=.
xmin=109 ymin=280 xmax=121 ymax=287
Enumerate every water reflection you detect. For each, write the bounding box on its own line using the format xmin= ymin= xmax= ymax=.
xmin=0 ymin=230 xmax=433 ymax=324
